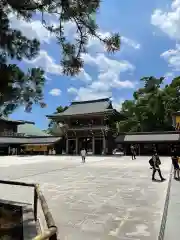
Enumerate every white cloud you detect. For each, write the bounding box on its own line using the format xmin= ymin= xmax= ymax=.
xmin=24 ymin=50 xmax=92 ymax=82
xmin=9 ymin=13 xmax=76 ymax=44
xmin=111 ymin=98 xmax=124 ymax=111
xmin=81 ymin=53 xmax=135 ymax=90
xmin=88 ymin=72 xmax=135 ymax=92
xmin=163 ymin=72 xmax=175 ymax=84
xmin=24 ymin=50 xmax=62 ymax=75
xmin=74 ymin=68 xmax=92 ymax=82
xmin=25 ymin=49 xmax=135 ymax=87
xmin=87 ymin=32 xmax=141 ymax=52
xmin=10 ymin=13 xmax=140 ymax=52
xmin=13 ymin=11 xmax=136 ymax=94
xmin=87 ymin=32 xmax=110 ymax=53
xmin=63 ymin=21 xmax=76 ymax=37
xmin=82 ymin=53 xmax=134 ymax=73
xmin=10 ymin=12 xmax=136 ymax=87
xmin=152 ymin=2 xmax=180 ymax=75
xmin=97 ymin=71 xmax=135 ymax=89
xmin=67 ymin=87 xmax=78 ymax=95
xmin=44 ymin=74 xmax=52 ymax=81
xmin=9 ymin=14 xmax=55 ymax=43
xmin=67 ymin=75 xmax=135 ymax=103
xmin=121 ymin=36 xmax=141 ymax=49
xmin=67 ymin=86 xmax=126 ymax=109
xmin=49 ymin=88 xmax=62 ymax=96
xmin=161 ymin=44 xmax=180 ymax=71
xmin=70 ymin=87 xmax=111 ymax=101
xmin=67 ymin=51 xmax=136 ymax=102
xmin=164 ymin=72 xmax=175 ymax=78
xmin=151 ymin=0 xmax=180 ymax=40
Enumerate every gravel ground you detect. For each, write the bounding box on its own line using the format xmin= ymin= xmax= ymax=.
xmin=0 ymin=155 xmax=172 ymax=240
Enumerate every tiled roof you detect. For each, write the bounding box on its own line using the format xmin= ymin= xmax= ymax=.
xmin=47 ymin=98 xmax=113 ymax=118
xmin=115 ymin=132 xmax=180 ymax=142
xmin=0 ymin=137 xmax=61 ymax=144
xmin=0 ymin=117 xmax=25 ymax=124
xmin=18 ymin=123 xmax=50 ymax=137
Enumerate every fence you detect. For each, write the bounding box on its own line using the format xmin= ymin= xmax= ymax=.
xmin=0 ymin=179 xmax=57 ymax=240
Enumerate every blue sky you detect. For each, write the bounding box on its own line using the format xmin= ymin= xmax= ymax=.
xmin=10 ymin=0 xmax=180 ymax=129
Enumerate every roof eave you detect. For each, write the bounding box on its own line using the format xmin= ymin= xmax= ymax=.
xmin=117 ymin=130 xmax=179 ymax=135
xmin=172 ymin=111 xmax=180 ymax=116
xmin=46 ymin=110 xmax=115 ymax=119
xmin=0 ymin=136 xmax=62 ymax=144
xmin=0 ymin=119 xmax=35 ymax=125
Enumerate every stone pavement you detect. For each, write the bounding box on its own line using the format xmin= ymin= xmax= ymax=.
xmin=0 ymin=156 xmax=172 ymax=240
xmin=164 ymin=175 xmax=180 ymax=240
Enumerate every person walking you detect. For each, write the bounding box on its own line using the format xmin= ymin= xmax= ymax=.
xmin=152 ymin=144 xmax=157 ymax=154
xmin=130 ymin=144 xmax=136 ymax=160
xmin=80 ymin=148 xmax=86 ymax=163
xmin=171 ymin=147 xmax=180 ymax=179
xmin=172 ymin=155 xmax=180 ymax=179
xmin=171 ymin=146 xmax=177 ymax=157
xmin=149 ymin=152 xmax=166 ymax=181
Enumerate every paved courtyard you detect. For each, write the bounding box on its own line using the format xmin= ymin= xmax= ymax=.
xmin=0 ymin=155 xmax=172 ymax=240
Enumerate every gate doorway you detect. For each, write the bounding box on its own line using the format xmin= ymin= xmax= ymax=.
xmin=95 ymin=139 xmax=103 ymax=154
xmin=78 ymin=137 xmax=92 ymax=153
xmin=69 ymin=139 xmax=76 ymax=154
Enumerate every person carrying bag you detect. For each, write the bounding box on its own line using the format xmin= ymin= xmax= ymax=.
xmin=149 ymin=153 xmax=166 ymax=181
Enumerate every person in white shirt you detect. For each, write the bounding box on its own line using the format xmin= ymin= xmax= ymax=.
xmin=53 ymin=148 xmax=56 ymax=155
xmin=80 ymin=148 xmax=86 ymax=163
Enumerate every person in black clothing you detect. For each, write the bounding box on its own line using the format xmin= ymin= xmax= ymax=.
xmin=171 ymin=148 xmax=180 ymax=179
xmin=172 ymin=156 xmax=180 ymax=179
xmin=151 ymin=153 xmax=166 ymax=181
xmin=152 ymin=144 xmax=157 ymax=154
xmin=171 ymin=146 xmax=177 ymax=156
xmin=130 ymin=144 xmax=136 ymax=160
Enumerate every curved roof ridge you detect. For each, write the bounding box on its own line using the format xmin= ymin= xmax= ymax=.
xmin=71 ymin=98 xmax=110 ymax=105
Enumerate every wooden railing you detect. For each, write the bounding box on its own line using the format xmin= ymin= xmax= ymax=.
xmin=0 ymin=180 xmax=57 ymax=240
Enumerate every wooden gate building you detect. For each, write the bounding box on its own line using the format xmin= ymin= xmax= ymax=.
xmin=47 ymin=98 xmax=123 ymax=155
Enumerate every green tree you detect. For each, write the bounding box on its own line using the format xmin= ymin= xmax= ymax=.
xmin=118 ymin=76 xmax=176 ymax=132
xmin=0 ymin=5 xmax=46 ymax=115
xmin=164 ymin=77 xmax=180 ymax=116
xmin=1 ymin=0 xmax=120 ymax=115
xmin=47 ymin=105 xmax=68 ymax=134
xmin=4 ymin=0 xmax=120 ymax=75
xmin=117 ymin=100 xmax=143 ymax=132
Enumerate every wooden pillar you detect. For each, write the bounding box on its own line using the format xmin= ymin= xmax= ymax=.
xmin=8 ymin=146 xmax=11 ymax=155
xmin=124 ymin=144 xmax=126 ymax=156
xmin=92 ymin=136 xmax=95 ymax=154
xmin=66 ymin=138 xmax=69 ymax=154
xmin=76 ymin=137 xmax=78 ymax=155
xmin=103 ymin=136 xmax=106 ymax=155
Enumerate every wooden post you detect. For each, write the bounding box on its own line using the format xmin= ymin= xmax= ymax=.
xmin=139 ymin=144 xmax=140 ymax=156
xmin=92 ymin=136 xmax=95 ymax=154
xmin=34 ymin=188 xmax=38 ymax=221
xmin=66 ymin=138 xmax=69 ymax=154
xmin=8 ymin=146 xmax=11 ymax=155
xmin=103 ymin=136 xmax=106 ymax=155
xmin=75 ymin=137 xmax=78 ymax=155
